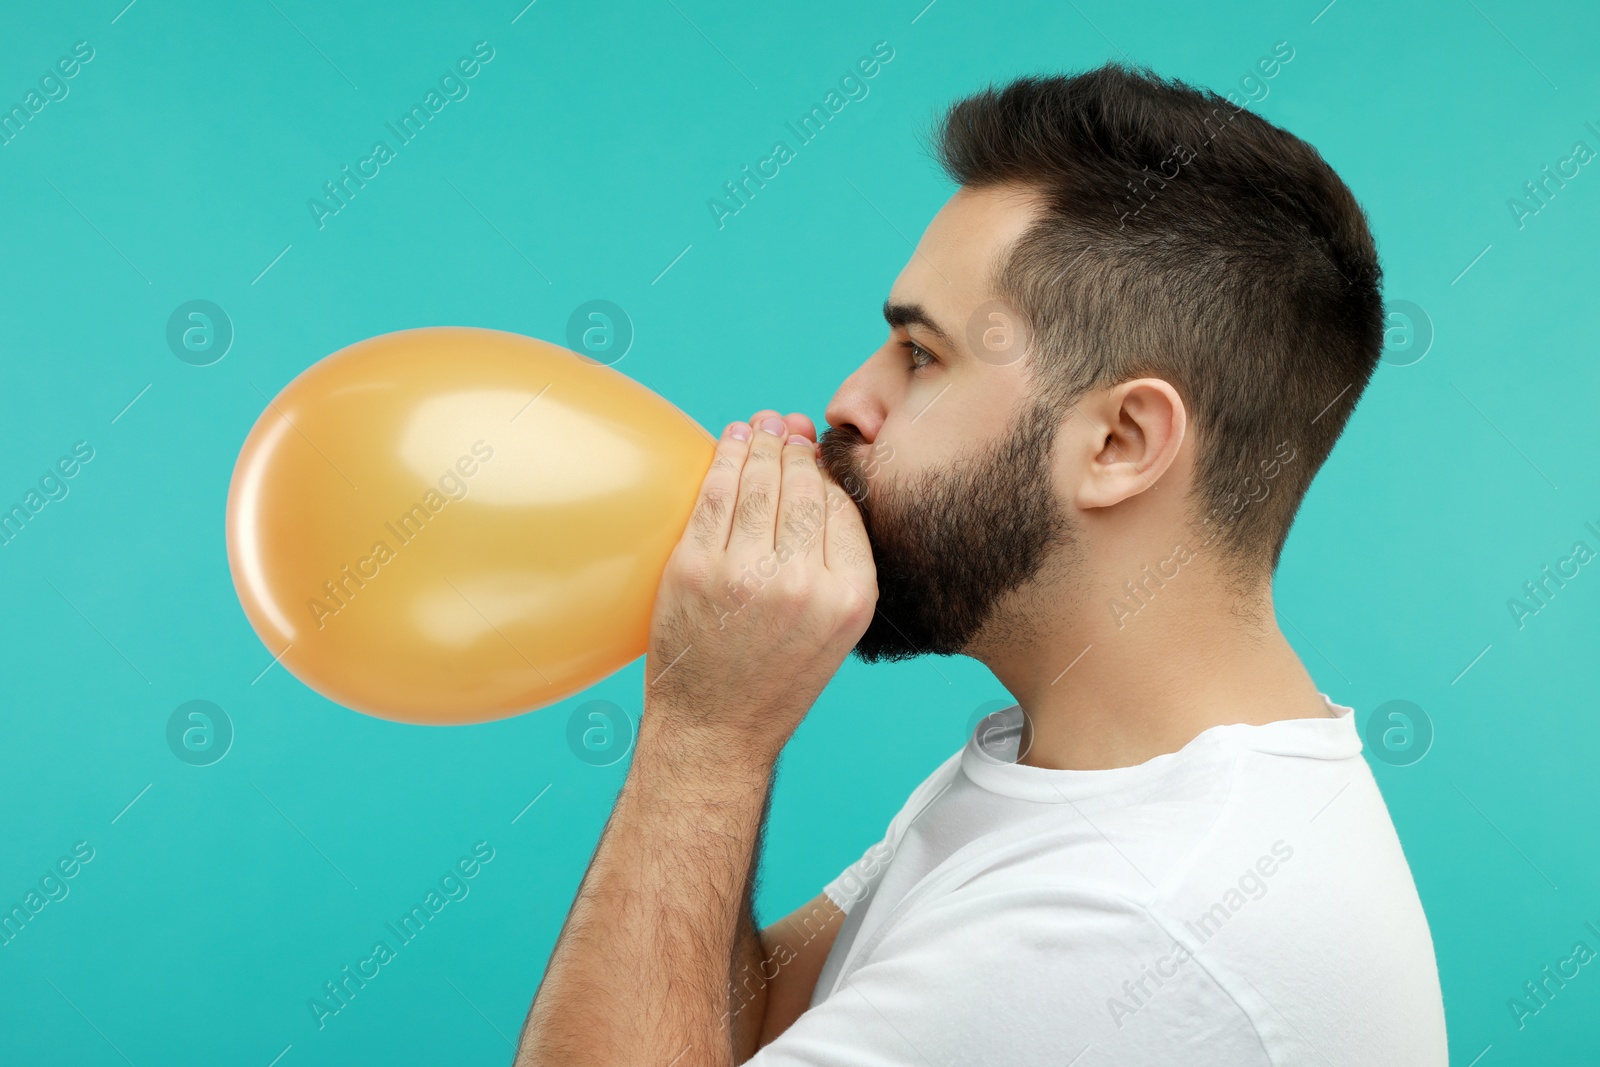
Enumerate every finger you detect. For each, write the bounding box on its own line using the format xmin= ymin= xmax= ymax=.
xmin=685 ymin=420 xmax=754 ymax=554
xmin=777 ymin=432 xmax=828 ymax=566
xmin=782 ymin=411 xmax=817 ymax=442
xmin=747 ymin=409 xmax=814 ymax=443
xmin=822 ymin=481 xmax=876 ymax=589
xmin=729 ymin=414 xmax=787 ymax=552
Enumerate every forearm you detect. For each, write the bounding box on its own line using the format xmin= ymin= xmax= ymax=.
xmin=517 ymin=723 xmax=775 ymax=1067
xmin=729 ymin=904 xmax=770 ymax=1061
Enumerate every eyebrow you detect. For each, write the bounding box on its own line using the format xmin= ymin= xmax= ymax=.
xmin=883 ymin=300 xmax=956 ymax=350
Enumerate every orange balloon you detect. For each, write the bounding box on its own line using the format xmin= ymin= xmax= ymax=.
xmin=225 ymin=326 xmax=715 ymax=725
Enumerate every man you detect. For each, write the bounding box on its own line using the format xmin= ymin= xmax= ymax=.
xmin=517 ymin=63 xmax=1448 ymax=1065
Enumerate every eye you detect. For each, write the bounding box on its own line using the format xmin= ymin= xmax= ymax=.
xmin=901 ymin=340 xmax=939 ymax=373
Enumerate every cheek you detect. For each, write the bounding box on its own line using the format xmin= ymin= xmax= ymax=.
xmin=881 ymin=400 xmax=974 ymax=468
xmin=861 ymin=439 xmax=896 ymax=477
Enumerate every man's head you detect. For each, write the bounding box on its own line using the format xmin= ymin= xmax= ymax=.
xmin=818 ymin=63 xmax=1383 ymax=663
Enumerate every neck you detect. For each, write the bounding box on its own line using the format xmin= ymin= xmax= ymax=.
xmin=974 ymin=560 xmax=1332 ymax=771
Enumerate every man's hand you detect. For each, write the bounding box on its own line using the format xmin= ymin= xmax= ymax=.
xmin=516 ymin=409 xmax=876 ymax=1067
xmin=643 ymin=410 xmax=878 ymax=764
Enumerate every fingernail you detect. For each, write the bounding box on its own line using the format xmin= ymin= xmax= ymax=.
xmin=787 ymin=434 xmax=809 ymax=446
xmin=760 ymin=416 xmax=786 ymax=437
xmin=729 ymin=422 xmax=751 ymax=441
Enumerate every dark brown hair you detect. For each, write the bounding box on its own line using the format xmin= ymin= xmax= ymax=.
xmin=933 ymin=63 xmax=1383 ymax=578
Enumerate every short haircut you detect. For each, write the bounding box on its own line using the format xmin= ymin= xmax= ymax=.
xmin=933 ymin=63 xmax=1384 ymax=579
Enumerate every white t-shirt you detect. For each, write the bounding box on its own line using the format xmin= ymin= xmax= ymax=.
xmin=747 ymin=694 xmax=1447 ymax=1065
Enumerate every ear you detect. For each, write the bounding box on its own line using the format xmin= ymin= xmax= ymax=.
xmin=1074 ymin=378 xmax=1187 ymax=511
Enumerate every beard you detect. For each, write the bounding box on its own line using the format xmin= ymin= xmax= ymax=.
xmin=816 ymin=398 xmax=1075 ymax=663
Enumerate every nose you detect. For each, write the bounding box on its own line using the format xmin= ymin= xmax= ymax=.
xmin=823 ymin=350 xmax=890 ymax=444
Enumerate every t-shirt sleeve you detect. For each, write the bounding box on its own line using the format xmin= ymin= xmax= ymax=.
xmin=744 ymin=884 xmax=1272 ymax=1066
xmin=821 ymin=839 xmax=890 ymax=916
xmin=819 ymin=751 xmax=964 ymax=917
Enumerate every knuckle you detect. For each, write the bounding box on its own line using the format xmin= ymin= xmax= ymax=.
xmin=782 ymin=497 xmax=826 ymax=545
xmin=833 ymin=524 xmax=873 ymax=568
xmin=747 ymin=439 xmax=781 ymax=465
xmin=698 ymin=486 xmax=732 ymax=520
xmin=772 ymin=567 xmax=811 ymax=604
xmin=771 ymin=537 xmax=801 ymax=568
xmin=732 ymin=485 xmax=773 ymax=534
xmin=764 ymin=579 xmax=812 ymax=620
xmin=690 ymin=489 xmax=731 ymax=542
xmin=665 ymin=548 xmax=716 ymax=593
xmin=840 ymin=586 xmax=877 ymax=628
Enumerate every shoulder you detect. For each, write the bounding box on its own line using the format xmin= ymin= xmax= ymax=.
xmin=881 ymin=747 xmax=1445 ymax=1063
xmin=1139 ymin=752 xmax=1447 ymax=1064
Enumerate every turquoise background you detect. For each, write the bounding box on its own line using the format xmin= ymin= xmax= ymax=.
xmin=1 ymin=0 xmax=1596 ymax=1063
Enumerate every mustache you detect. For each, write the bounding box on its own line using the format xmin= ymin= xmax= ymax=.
xmin=816 ymin=424 xmax=874 ymax=510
